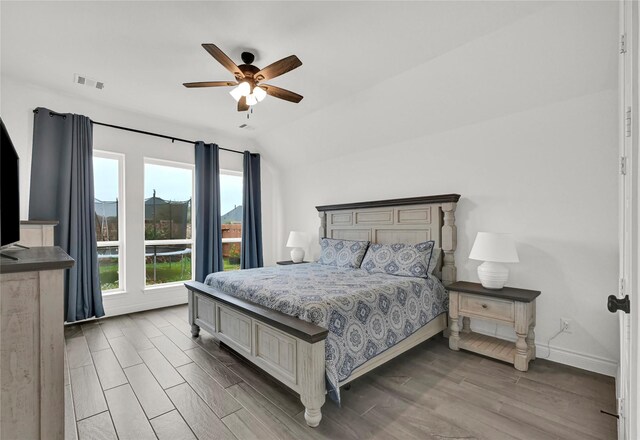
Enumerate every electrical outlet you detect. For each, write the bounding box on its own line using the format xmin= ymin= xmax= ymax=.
xmin=561 ymin=318 xmax=573 ymax=334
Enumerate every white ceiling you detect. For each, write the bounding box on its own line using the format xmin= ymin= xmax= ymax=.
xmin=1 ymin=1 xmax=548 ymax=146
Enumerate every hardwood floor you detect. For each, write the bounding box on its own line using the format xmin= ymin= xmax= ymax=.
xmin=64 ymin=305 xmax=617 ymax=440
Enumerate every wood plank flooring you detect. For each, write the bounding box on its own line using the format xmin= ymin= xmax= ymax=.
xmin=64 ymin=305 xmax=617 ymax=440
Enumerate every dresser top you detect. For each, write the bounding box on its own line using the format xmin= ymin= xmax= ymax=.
xmin=0 ymin=246 xmax=74 ymax=274
xmin=448 ymin=281 xmax=540 ymax=302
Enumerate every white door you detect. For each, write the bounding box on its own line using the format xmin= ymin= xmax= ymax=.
xmin=612 ymin=2 xmax=637 ymax=439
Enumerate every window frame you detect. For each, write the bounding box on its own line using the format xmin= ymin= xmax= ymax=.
xmin=143 ymin=157 xmax=196 ymax=289
xmin=94 ymin=150 xmax=126 ymax=295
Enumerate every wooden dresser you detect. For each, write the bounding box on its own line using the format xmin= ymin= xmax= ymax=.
xmin=1 ymin=247 xmax=74 ymax=440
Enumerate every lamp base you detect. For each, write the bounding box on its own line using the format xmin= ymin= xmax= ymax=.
xmin=477 ymin=261 xmax=509 ymax=290
xmin=290 ymin=248 xmax=305 ymax=263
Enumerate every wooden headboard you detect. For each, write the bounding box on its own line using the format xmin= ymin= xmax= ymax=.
xmin=316 ymin=194 xmax=460 ymax=285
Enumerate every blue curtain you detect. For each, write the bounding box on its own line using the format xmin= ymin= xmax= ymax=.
xmin=241 ymin=151 xmax=263 ymax=269
xmin=29 ymin=107 xmax=104 ymax=322
xmin=195 ymin=142 xmax=223 ymax=281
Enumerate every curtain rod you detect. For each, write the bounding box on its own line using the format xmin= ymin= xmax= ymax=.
xmin=32 ymin=109 xmax=245 ymax=155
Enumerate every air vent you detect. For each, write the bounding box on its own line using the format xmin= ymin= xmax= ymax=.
xmin=74 ymin=74 xmax=104 ymax=90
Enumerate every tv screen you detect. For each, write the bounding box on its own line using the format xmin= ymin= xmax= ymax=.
xmin=1 ymin=117 xmax=20 ymax=247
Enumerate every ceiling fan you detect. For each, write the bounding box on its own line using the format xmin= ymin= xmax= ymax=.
xmin=183 ymin=44 xmax=303 ymax=112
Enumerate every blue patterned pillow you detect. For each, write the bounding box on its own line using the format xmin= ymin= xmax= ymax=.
xmin=318 ymin=238 xmax=370 ymax=268
xmin=361 ymin=241 xmax=435 ymax=278
xmin=428 ymin=248 xmax=441 ymax=277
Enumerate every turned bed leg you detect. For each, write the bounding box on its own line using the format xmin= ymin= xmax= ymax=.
xmin=191 ymin=324 xmax=200 ymax=337
xmin=298 ymin=340 xmax=326 ymax=427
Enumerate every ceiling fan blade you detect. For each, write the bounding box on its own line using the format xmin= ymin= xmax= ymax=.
xmin=254 ymin=55 xmax=302 ymax=82
xmin=202 ymin=44 xmax=244 ymax=79
xmin=260 ymin=85 xmax=303 ymax=103
xmin=183 ymin=81 xmax=237 ymax=88
xmin=237 ymin=96 xmax=249 ymax=112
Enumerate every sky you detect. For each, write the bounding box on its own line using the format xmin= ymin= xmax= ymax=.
xmin=93 ymin=157 xmax=243 ymax=216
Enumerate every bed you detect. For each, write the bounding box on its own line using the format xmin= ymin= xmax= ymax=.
xmin=185 ymin=194 xmax=460 ymax=427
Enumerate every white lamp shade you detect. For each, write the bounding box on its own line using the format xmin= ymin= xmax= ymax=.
xmin=229 ymin=86 xmax=243 ymax=102
xmin=237 ymin=81 xmax=251 ymax=96
xmin=246 ymin=93 xmax=258 ymax=106
xmin=286 ymin=231 xmax=307 ymax=248
xmin=254 ymin=86 xmax=267 ymax=102
xmin=469 ymin=232 xmax=519 ymax=263
xmin=230 ymin=82 xmax=251 ymax=102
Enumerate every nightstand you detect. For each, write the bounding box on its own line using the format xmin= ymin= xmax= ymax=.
xmin=276 ymin=260 xmax=310 ymax=265
xmin=448 ymin=281 xmax=541 ymax=371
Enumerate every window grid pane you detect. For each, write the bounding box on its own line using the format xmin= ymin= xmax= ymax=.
xmin=145 ymin=244 xmax=192 ymax=285
xmin=94 ymin=155 xmax=121 ymax=292
xmin=220 ymin=173 xmax=243 ymax=271
xmin=145 ymin=162 xmax=194 ymax=285
xmin=97 ymin=246 xmax=119 ymax=291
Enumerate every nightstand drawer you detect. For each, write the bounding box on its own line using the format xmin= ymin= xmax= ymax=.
xmin=459 ymin=294 xmax=514 ymax=322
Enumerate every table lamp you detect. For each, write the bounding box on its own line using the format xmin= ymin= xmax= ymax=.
xmin=469 ymin=232 xmax=519 ymax=289
xmin=286 ymin=231 xmax=307 ymax=263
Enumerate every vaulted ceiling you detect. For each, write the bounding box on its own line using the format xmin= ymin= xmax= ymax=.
xmin=2 ymin=2 xmax=614 ymax=168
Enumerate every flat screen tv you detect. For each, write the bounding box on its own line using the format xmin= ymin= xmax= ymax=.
xmin=1 ymin=117 xmax=20 ymax=248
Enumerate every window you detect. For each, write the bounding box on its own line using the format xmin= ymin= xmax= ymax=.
xmin=93 ymin=152 xmax=124 ymax=293
xmin=144 ymin=160 xmax=194 ymax=286
xmin=220 ymin=171 xmax=243 ymax=271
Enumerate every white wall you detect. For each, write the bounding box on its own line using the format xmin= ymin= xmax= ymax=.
xmin=268 ymin=2 xmax=620 ymax=375
xmin=1 ymin=1 xmax=621 ymax=376
xmin=1 ymin=76 xmax=281 ymax=315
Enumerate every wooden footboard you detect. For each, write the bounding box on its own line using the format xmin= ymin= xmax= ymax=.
xmin=185 ymin=281 xmax=328 ymax=427
xmin=185 ymin=280 xmax=449 ymax=428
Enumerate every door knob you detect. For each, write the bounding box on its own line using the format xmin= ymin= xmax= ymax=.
xmin=607 ymin=295 xmax=630 ymax=314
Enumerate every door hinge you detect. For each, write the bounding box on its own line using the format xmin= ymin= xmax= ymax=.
xmin=620 ymin=34 xmax=627 ymax=54
xmin=620 ymin=156 xmax=627 ymax=175
xmin=625 ymin=107 xmax=632 ymax=138
xmin=618 ymin=398 xmax=624 ymax=419
xmin=620 ymin=278 xmax=625 ymax=295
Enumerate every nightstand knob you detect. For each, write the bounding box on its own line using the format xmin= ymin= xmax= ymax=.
xmin=481 ymin=304 xmax=488 ymax=309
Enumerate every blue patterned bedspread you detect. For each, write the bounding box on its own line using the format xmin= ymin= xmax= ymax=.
xmin=204 ymin=263 xmax=448 ymax=403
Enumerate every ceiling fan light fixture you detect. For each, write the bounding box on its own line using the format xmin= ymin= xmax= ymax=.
xmin=230 ymin=81 xmax=251 ymax=101
xmin=246 ymin=93 xmax=258 ymax=106
xmin=253 ymin=86 xmax=267 ymax=102
xmin=185 ymin=44 xmax=303 ymax=112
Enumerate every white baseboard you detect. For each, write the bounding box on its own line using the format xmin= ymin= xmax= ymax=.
xmin=471 ymin=327 xmax=618 ymax=377
xmin=542 ymin=343 xmax=618 ymax=377
xmin=103 ymin=295 xmax=188 ymax=317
